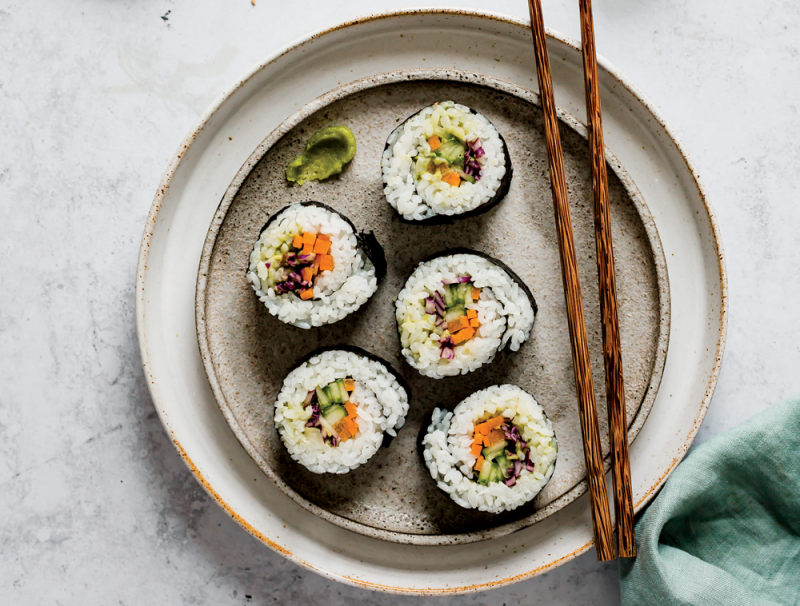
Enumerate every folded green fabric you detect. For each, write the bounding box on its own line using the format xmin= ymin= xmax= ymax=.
xmin=620 ymin=397 xmax=800 ymax=606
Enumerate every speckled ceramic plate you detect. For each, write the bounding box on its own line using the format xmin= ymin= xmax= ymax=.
xmin=137 ymin=9 xmax=726 ymax=594
xmin=195 ymin=70 xmax=670 ymax=545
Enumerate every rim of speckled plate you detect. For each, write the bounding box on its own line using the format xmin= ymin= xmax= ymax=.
xmin=194 ymin=68 xmax=671 ymax=546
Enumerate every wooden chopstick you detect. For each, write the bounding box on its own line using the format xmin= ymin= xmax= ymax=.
xmin=526 ymin=0 xmax=615 ymax=561
xmin=578 ymin=0 xmax=636 ymax=558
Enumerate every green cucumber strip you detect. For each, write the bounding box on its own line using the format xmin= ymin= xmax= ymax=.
xmin=323 ymin=404 xmax=347 ymax=425
xmin=444 ymin=305 xmax=466 ymax=322
xmin=315 ymin=386 xmax=330 ymax=408
xmin=478 ymin=460 xmax=493 ymax=483
xmin=497 ymin=457 xmax=511 ymax=479
xmin=336 ymin=379 xmax=349 ymax=403
xmin=437 ymin=134 xmax=466 ymax=168
xmin=482 ymin=439 xmax=509 ymax=460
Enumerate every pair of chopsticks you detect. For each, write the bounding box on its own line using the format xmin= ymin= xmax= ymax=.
xmin=527 ymin=0 xmax=636 ymax=560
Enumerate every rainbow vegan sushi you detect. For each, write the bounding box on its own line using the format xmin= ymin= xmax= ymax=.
xmin=381 ymin=101 xmax=512 ymax=224
xmin=274 ymin=348 xmax=410 ymax=474
xmin=395 ymin=249 xmax=536 ymax=378
xmin=422 ymin=385 xmax=558 ymax=513
xmin=246 ymin=202 xmax=386 ymax=328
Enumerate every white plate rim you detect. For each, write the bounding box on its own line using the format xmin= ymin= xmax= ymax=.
xmin=136 ymin=7 xmax=727 ymax=594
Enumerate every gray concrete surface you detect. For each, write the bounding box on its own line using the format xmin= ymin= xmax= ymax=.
xmin=2 ymin=0 xmax=799 ymax=603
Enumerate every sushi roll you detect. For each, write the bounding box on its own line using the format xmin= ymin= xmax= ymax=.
xmin=274 ymin=347 xmax=410 ymax=474
xmin=246 ymin=202 xmax=386 ymax=328
xmin=422 ymin=385 xmax=558 ymax=513
xmin=381 ymin=101 xmax=512 ymax=224
xmin=395 ymin=249 xmax=536 ymax=378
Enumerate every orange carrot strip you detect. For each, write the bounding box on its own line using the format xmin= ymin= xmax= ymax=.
xmin=470 ymin=442 xmax=483 ymax=457
xmin=333 ymin=421 xmax=351 ymax=441
xmin=472 ymin=287 xmax=481 ymax=301
xmin=442 ymin=172 xmax=461 ymax=187
xmin=470 ymin=318 xmax=480 ymax=328
xmin=313 ymin=239 xmax=331 ymax=255
xmin=466 ymin=309 xmax=477 ymax=319
xmin=451 ymin=326 xmax=475 ymax=345
xmin=475 ymin=422 xmax=490 ymax=435
xmin=486 ymin=416 xmax=504 ymax=430
xmin=301 ymin=267 xmax=314 ymax=282
xmin=474 ymin=455 xmax=485 ymax=472
xmin=344 ymin=417 xmax=359 ymax=436
xmin=302 ymin=241 xmax=314 ymax=254
xmin=317 ymin=233 xmax=330 ymax=241
xmin=302 ymin=232 xmax=316 ymax=246
xmin=344 ymin=378 xmax=355 ymax=391
xmin=487 ymin=428 xmax=505 ymax=446
xmin=319 ymin=255 xmax=334 ymax=271
xmin=447 ymin=316 xmax=469 ymax=333
xmin=344 ymin=402 xmax=357 ymax=417
xmin=428 ymin=135 xmax=442 ymax=150
xmin=300 ymin=288 xmax=314 ymax=300
xmin=292 ymin=234 xmax=304 ymax=249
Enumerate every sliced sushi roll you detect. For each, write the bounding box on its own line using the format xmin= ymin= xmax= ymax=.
xmin=395 ymin=249 xmax=536 ymax=378
xmin=422 ymin=385 xmax=558 ymax=513
xmin=246 ymin=202 xmax=386 ymax=328
xmin=381 ymin=101 xmax=512 ymax=224
xmin=274 ymin=347 xmax=410 ymax=474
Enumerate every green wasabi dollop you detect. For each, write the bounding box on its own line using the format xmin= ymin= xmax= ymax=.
xmin=286 ymin=126 xmax=357 ymax=185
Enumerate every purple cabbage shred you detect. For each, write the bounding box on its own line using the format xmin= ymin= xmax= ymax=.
xmin=425 ymin=297 xmax=436 ymax=315
xmin=305 ymin=401 xmax=321 ymax=428
xmin=502 ymin=423 xmax=522 ymax=445
xmin=441 ymin=275 xmax=472 ymax=285
xmin=433 ymin=291 xmax=446 ymax=314
xmin=464 ymin=138 xmax=484 ymax=181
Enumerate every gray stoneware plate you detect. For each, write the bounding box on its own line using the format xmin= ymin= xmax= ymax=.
xmin=195 ymin=69 xmax=670 ymax=545
xmin=137 ymin=9 xmax=726 ymax=594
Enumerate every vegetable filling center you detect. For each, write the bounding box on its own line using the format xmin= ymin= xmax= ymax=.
xmin=423 ymin=276 xmax=482 ymax=359
xmin=258 ymin=230 xmax=335 ymax=300
xmin=304 ymin=378 xmax=360 ymax=446
xmin=471 ymin=414 xmax=535 ymax=487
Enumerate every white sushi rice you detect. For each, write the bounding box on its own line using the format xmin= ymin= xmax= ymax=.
xmin=274 ymin=349 xmax=410 ymax=474
xmin=422 ymin=385 xmax=558 ymax=513
xmin=381 ymin=101 xmax=507 ymax=221
xmin=395 ymin=253 xmax=535 ymax=378
xmin=246 ymin=204 xmax=378 ymax=328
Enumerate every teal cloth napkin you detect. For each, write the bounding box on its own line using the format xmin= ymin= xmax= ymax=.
xmin=620 ymin=397 xmax=800 ymax=605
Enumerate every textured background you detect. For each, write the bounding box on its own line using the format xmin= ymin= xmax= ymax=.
xmin=2 ymin=0 xmax=799 ymax=604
